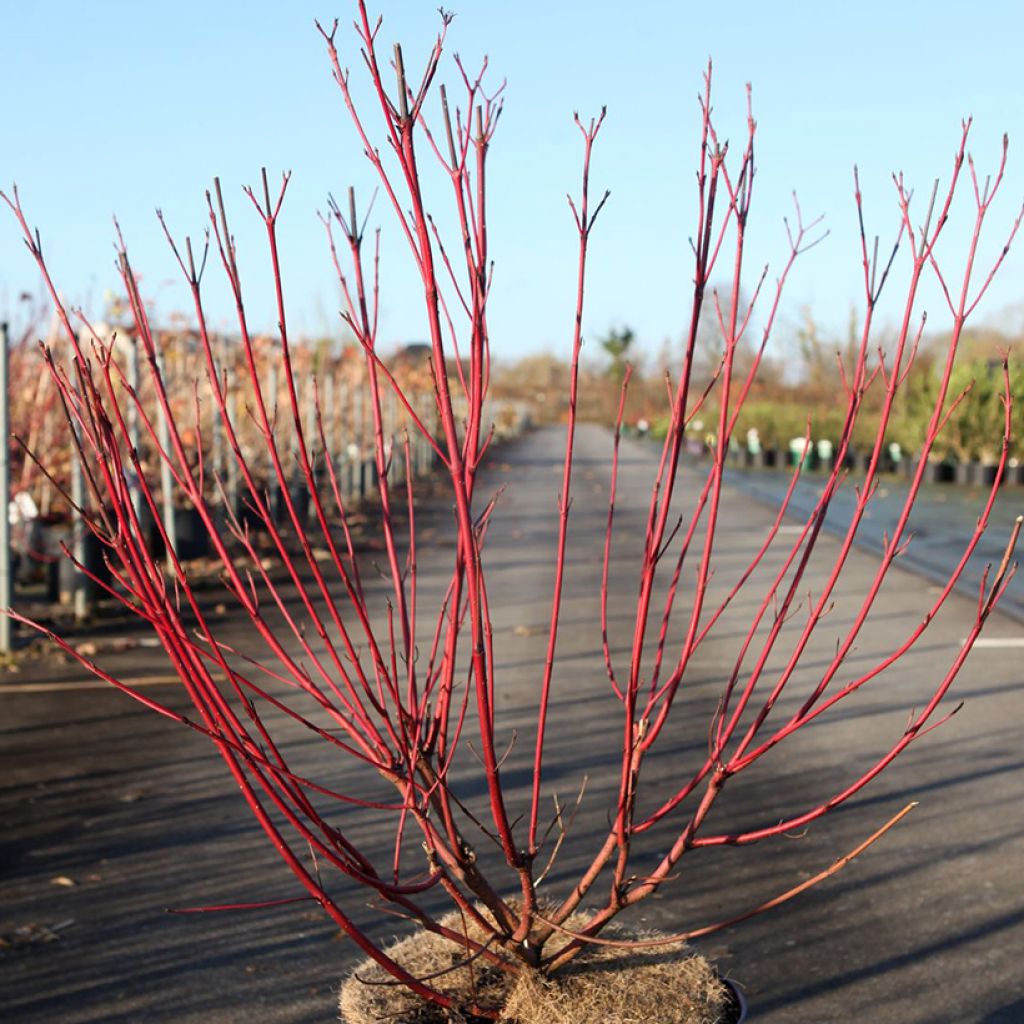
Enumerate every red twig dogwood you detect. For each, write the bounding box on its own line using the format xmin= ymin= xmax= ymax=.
xmin=4 ymin=4 xmax=1021 ymax=1016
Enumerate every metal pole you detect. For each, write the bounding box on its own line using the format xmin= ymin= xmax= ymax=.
xmin=155 ymin=348 xmax=176 ymax=573
xmin=267 ymin=359 xmax=280 ymax=522
xmin=305 ymin=370 xmax=318 ymax=522
xmin=338 ymin=377 xmax=352 ymax=504
xmin=331 ymin=368 xmax=342 ymax=456
xmin=354 ymin=379 xmax=367 ymax=500
xmin=356 ymin=378 xmax=368 ymax=501
xmin=71 ymin=426 xmax=88 ymax=623
xmin=222 ymin=338 xmax=239 ymax=517
xmin=387 ymin=389 xmax=401 ymax=487
xmin=211 ymin=334 xmax=224 ymax=496
xmin=414 ymin=392 xmax=426 ymax=477
xmin=323 ymin=369 xmax=335 ymax=501
xmin=305 ymin=368 xmax=318 ymax=455
xmin=126 ymin=335 xmax=142 ymax=521
xmin=0 ymin=323 xmax=11 ymax=652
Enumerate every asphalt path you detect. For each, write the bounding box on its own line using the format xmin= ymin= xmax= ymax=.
xmin=722 ymin=461 xmax=1024 ymax=622
xmin=2 ymin=425 xmax=1022 ymax=1022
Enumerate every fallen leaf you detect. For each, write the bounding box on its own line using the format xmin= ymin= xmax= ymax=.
xmin=0 ymin=919 xmax=74 ymax=950
xmin=117 ymin=787 xmax=149 ymax=803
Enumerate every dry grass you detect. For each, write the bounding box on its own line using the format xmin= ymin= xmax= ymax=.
xmin=339 ymin=909 xmax=736 ymax=1024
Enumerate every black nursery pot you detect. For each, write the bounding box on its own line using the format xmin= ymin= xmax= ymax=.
xmin=723 ymin=979 xmax=749 ymax=1022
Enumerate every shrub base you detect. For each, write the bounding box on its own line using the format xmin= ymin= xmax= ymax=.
xmin=339 ymin=911 xmax=739 ymax=1024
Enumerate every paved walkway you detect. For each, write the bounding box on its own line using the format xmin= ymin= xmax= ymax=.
xmin=2 ymin=425 xmax=1022 ymax=1022
xmin=723 ymin=461 xmax=1024 ymax=620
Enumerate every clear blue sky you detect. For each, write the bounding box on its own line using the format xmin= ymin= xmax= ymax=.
xmin=4 ymin=1 xmax=1024 ymax=363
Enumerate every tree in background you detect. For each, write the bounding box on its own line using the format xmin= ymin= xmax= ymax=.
xmin=598 ymin=325 xmax=634 ymax=388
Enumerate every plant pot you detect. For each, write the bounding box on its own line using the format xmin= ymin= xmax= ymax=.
xmin=723 ymin=979 xmax=749 ymax=1023
xmin=55 ymin=529 xmax=111 ymax=602
xmin=340 ymin=916 xmax=745 ymax=1024
xmin=173 ymin=507 xmax=210 ymax=561
xmin=977 ymin=462 xmax=1003 ymax=487
xmin=920 ymin=458 xmax=956 ymax=484
xmin=954 ymin=460 xmax=981 ymax=486
xmin=289 ymin=481 xmax=310 ymax=525
xmin=340 ymin=973 xmax=747 ymax=1024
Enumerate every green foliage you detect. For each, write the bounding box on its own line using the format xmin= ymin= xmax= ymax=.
xmin=939 ymin=358 xmax=1021 ymax=462
xmin=496 ymin=318 xmax=1022 ymax=463
xmin=886 ymin=352 xmax=1021 ymax=463
xmin=598 ymin=326 xmax=634 ymax=387
xmin=732 ymin=400 xmax=850 ymax=450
